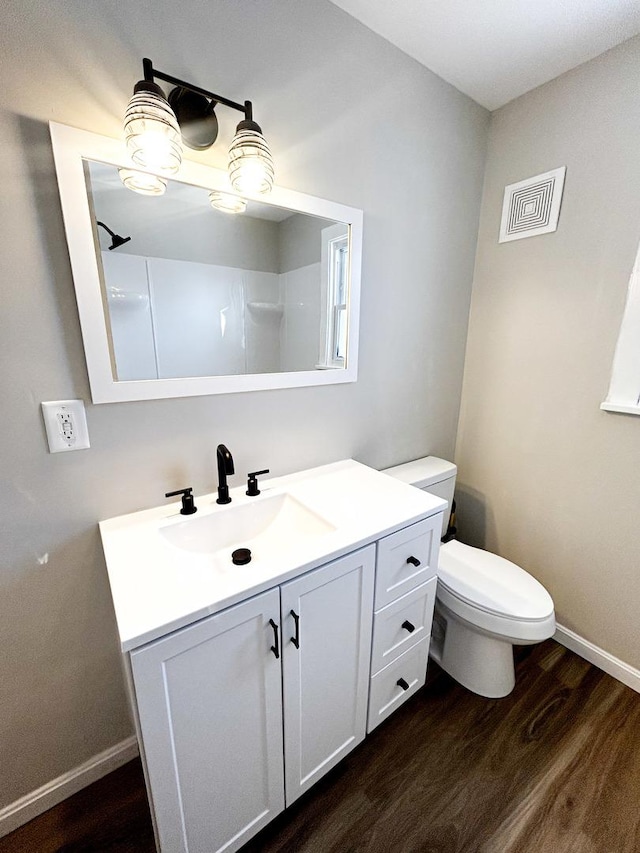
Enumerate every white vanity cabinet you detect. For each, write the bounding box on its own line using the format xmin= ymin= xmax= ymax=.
xmin=129 ymin=545 xmax=375 ymax=853
xmin=100 ymin=460 xmax=448 ymax=853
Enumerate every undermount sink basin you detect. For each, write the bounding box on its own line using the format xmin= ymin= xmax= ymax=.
xmin=159 ymin=492 xmax=336 ymax=563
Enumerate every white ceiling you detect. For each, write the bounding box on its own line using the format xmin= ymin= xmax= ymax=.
xmin=328 ymin=0 xmax=640 ymax=110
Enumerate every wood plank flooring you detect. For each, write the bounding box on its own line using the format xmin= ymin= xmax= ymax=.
xmin=1 ymin=640 xmax=639 ymax=852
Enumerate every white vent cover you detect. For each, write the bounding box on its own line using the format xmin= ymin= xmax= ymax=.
xmin=499 ymin=166 xmax=566 ymax=243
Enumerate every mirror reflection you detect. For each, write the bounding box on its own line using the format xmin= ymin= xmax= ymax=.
xmin=85 ymin=161 xmax=350 ymax=381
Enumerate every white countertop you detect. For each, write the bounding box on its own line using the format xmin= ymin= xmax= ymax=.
xmin=100 ymin=460 xmax=446 ymax=652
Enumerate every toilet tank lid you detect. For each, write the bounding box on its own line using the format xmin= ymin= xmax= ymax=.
xmin=382 ymin=456 xmax=457 ymax=489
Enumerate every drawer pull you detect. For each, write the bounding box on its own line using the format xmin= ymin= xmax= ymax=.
xmin=290 ymin=609 xmax=300 ymax=649
xmin=269 ymin=619 xmax=280 ymax=659
xmin=406 ymin=555 xmax=421 ymax=567
xmin=397 ymin=678 xmax=410 ymax=691
xmin=402 ymin=620 xmax=416 ymax=633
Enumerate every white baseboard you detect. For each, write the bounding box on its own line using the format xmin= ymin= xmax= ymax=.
xmin=0 ymin=735 xmax=139 ymax=839
xmin=555 ymin=624 xmax=640 ymax=694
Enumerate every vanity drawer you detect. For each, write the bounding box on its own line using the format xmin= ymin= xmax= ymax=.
xmin=370 ymin=577 xmax=436 ymax=676
xmin=367 ymin=638 xmax=429 ymax=732
xmin=374 ymin=516 xmax=440 ymax=609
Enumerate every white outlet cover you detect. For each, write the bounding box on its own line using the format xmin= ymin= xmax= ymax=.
xmin=41 ymin=400 xmax=90 ymax=453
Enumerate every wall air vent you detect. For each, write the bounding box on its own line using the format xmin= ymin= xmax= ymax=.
xmin=499 ymin=166 xmax=566 ymax=243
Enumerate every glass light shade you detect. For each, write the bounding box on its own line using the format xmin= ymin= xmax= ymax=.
xmin=118 ymin=168 xmax=167 ymax=196
xmin=124 ymin=88 xmax=182 ymax=175
xmin=209 ymin=191 xmax=247 ymax=214
xmin=228 ymin=127 xmax=274 ymax=195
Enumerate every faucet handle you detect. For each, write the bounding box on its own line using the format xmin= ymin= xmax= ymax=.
xmin=246 ymin=470 xmax=270 ymax=497
xmin=165 ymin=487 xmax=197 ymax=515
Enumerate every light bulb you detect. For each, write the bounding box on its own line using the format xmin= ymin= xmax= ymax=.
xmin=118 ymin=168 xmax=167 ymax=196
xmin=209 ymin=191 xmax=247 ymax=214
xmin=124 ymin=83 xmax=182 ymax=175
xmin=228 ymin=121 xmax=274 ymax=195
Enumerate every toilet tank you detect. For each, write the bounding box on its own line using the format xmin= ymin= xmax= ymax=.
xmin=382 ymin=456 xmax=457 ymax=539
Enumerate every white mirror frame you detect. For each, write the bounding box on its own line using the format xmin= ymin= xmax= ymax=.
xmin=50 ymin=122 xmax=362 ymax=403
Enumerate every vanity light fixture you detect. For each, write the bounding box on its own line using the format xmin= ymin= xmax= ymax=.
xmin=123 ymin=59 xmax=275 ymax=196
xmin=96 ymin=221 xmax=131 ymax=251
xmin=209 ymin=190 xmax=247 ymax=214
xmin=118 ymin=168 xmax=167 ymax=196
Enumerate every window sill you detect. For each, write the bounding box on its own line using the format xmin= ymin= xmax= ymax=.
xmin=600 ymin=402 xmax=640 ymax=416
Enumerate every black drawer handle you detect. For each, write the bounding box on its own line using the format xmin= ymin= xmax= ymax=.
xmin=290 ymin=609 xmax=300 ymax=649
xmin=269 ymin=619 xmax=280 ymax=659
xmin=397 ymin=678 xmax=410 ymax=691
xmin=406 ymin=555 xmax=421 ymax=567
xmin=402 ymin=620 xmax=416 ymax=633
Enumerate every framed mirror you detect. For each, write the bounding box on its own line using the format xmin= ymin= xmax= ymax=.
xmin=50 ymin=122 xmax=362 ymax=403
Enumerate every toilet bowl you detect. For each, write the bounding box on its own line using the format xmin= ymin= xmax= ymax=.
xmin=383 ymin=457 xmax=555 ymax=698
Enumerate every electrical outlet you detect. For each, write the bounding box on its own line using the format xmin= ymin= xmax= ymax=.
xmin=41 ymin=400 xmax=90 ymax=453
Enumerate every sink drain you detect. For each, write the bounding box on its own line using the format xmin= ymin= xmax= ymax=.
xmin=231 ymin=548 xmax=252 ymax=565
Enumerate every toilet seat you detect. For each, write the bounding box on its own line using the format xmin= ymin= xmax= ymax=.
xmin=439 ymin=539 xmax=554 ymax=619
xmin=437 ymin=540 xmax=555 ymax=642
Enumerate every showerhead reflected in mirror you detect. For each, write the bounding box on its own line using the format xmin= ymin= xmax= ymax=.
xmin=49 ymin=122 xmax=362 ymax=402
xmin=96 ymin=220 xmax=131 ymax=251
xmin=87 ymin=161 xmax=348 ymax=382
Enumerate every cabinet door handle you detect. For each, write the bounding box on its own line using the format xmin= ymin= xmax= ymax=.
xmin=402 ymin=620 xmax=416 ymax=633
xmin=397 ymin=678 xmax=410 ymax=691
xmin=290 ymin=609 xmax=300 ymax=649
xmin=406 ymin=555 xmax=421 ymax=567
xmin=269 ymin=619 xmax=280 ymax=659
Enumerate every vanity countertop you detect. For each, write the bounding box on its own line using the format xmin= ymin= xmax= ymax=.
xmin=100 ymin=459 xmax=446 ymax=652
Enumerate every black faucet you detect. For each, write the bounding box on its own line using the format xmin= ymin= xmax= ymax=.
xmin=216 ymin=444 xmax=235 ymax=504
xmin=165 ymin=487 xmax=197 ymax=515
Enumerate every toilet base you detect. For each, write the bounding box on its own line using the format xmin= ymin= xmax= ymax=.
xmin=430 ymin=603 xmax=516 ymax=698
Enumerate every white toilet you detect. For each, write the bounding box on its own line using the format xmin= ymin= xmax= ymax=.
xmin=383 ymin=457 xmax=555 ymax=698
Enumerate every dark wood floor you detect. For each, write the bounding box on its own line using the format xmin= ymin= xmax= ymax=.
xmin=2 ymin=640 xmax=640 ymax=852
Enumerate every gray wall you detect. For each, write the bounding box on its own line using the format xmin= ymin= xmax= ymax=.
xmin=455 ymin=36 xmax=640 ymax=668
xmin=0 ymin=0 xmax=488 ymax=810
xmin=278 ymin=212 xmax=334 ymax=273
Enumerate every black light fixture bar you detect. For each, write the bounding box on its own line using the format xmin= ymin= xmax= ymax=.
xmin=141 ymin=58 xmax=253 ymax=122
xmin=124 ymin=58 xmax=274 ymax=195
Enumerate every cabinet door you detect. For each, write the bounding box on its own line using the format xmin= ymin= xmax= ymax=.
xmin=280 ymin=545 xmax=375 ymax=805
xmin=130 ymin=589 xmax=284 ymax=853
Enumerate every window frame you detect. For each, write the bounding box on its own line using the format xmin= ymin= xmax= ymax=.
xmin=318 ymin=223 xmax=350 ymax=370
xmin=601 ymin=240 xmax=640 ymax=416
